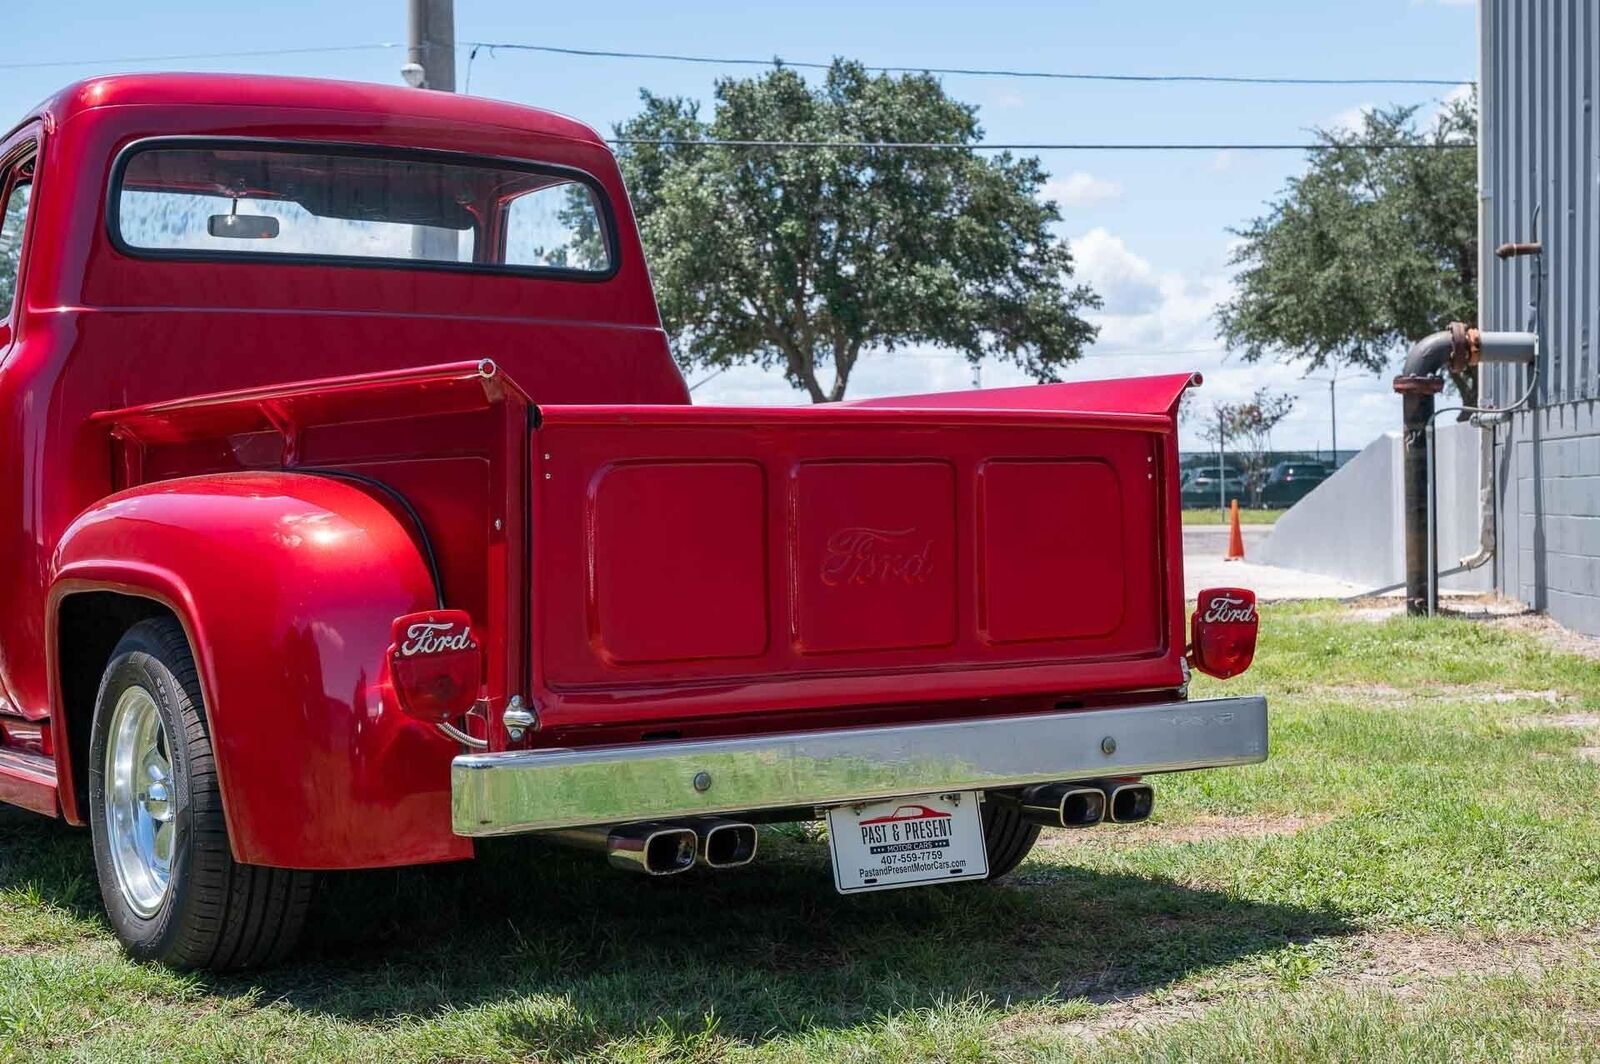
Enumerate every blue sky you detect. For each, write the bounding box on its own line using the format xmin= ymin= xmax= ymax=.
xmin=2 ymin=0 xmax=1478 ymax=451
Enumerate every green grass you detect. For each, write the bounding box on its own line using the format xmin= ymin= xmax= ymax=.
xmin=4 ymin=603 xmax=1600 ymax=1061
xmin=1182 ymin=507 xmax=1282 ymax=525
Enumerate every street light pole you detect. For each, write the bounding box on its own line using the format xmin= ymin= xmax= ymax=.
xmin=1305 ymin=374 xmax=1340 ymax=468
xmin=1217 ymin=408 xmax=1226 ymax=512
xmin=1329 ymin=376 xmax=1337 ymax=465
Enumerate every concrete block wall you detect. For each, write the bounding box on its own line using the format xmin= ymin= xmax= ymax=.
xmin=1496 ymin=400 xmax=1600 ymax=634
xmin=1259 ymin=422 xmax=1493 ymax=595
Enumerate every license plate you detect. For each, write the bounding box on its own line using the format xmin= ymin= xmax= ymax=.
xmin=826 ymin=791 xmax=988 ymax=894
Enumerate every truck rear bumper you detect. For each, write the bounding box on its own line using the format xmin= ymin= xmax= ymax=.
xmin=450 ymin=695 xmax=1268 ymax=836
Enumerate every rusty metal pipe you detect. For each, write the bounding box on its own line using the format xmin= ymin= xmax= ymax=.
xmin=1394 ymin=329 xmax=1458 ymax=616
xmin=1394 ymin=325 xmax=1538 ymax=616
xmin=1494 ymin=241 xmax=1541 ymax=259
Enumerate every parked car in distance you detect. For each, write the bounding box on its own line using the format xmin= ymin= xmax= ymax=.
xmin=1181 ymin=464 xmax=1248 ymax=508
xmin=1259 ymin=461 xmax=1331 ymax=507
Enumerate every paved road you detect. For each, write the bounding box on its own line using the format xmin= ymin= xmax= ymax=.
xmin=1182 ymin=525 xmax=1367 ymax=602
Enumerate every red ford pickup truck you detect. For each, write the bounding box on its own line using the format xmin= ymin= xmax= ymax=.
xmin=0 ymin=73 xmax=1266 ymax=970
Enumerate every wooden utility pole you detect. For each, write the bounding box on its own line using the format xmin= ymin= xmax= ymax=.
xmin=406 ymin=0 xmax=456 ymax=91
xmin=403 ymin=0 xmax=458 ymax=261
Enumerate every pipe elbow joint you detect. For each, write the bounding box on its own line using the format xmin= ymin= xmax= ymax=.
xmin=1394 ymin=323 xmax=1477 ymax=395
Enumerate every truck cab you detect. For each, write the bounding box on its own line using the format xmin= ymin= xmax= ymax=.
xmin=0 ymin=74 xmax=1265 ymax=970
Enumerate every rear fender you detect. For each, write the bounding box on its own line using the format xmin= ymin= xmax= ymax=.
xmin=49 ymin=472 xmax=472 ymax=869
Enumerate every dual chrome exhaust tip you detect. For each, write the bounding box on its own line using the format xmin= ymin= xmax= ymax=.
xmin=1016 ymin=779 xmax=1154 ymax=828
xmin=548 ymin=818 xmax=759 ymax=876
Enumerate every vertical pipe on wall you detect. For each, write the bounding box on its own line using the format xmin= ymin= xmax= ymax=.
xmin=1402 ymin=393 xmax=1436 ymax=616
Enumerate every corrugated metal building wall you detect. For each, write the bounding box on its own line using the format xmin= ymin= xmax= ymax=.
xmin=1481 ymin=0 xmax=1600 ymax=633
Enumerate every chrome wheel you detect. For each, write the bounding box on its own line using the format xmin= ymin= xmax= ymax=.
xmin=104 ymin=685 xmax=174 ymax=918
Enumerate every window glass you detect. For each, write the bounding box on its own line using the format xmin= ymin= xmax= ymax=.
xmin=504 ymin=181 xmax=611 ymax=272
xmin=0 ymin=177 xmax=31 ymax=319
xmin=114 ymin=145 xmax=612 ymax=275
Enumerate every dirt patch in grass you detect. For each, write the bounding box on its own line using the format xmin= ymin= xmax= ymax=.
xmin=1039 ymin=813 xmax=1330 ymax=851
xmin=1470 ymin=689 xmax=1564 ymax=704
xmin=1033 ymin=927 xmax=1600 ymax=1039
xmin=1485 ymin=611 xmax=1600 ymax=662
xmin=1312 ymin=682 xmax=1410 ymax=701
xmin=1513 ymin=712 xmax=1600 ymax=731
xmin=1313 ymin=683 xmax=1564 ymax=705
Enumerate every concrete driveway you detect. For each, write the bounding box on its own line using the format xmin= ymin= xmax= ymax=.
xmin=1183 ymin=525 xmax=1368 ymax=602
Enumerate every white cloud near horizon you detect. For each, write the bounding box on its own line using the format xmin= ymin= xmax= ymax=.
xmin=1041 ymin=171 xmax=1123 ymax=208
xmin=1325 ymin=101 xmax=1377 ymax=136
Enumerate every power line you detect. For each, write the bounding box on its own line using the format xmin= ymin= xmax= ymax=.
xmin=1 ymin=39 xmax=1465 ymax=87
xmin=607 ymin=138 xmax=1473 ymax=152
xmin=697 ymin=347 xmax=1237 ymax=363
xmin=0 ymin=44 xmax=397 ymax=71
xmin=462 ymin=41 xmax=1473 ymax=87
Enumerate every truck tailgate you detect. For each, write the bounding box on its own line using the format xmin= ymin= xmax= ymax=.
xmin=529 ymin=374 xmax=1195 ymax=733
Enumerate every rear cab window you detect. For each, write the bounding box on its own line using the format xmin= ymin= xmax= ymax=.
xmin=110 ymin=141 xmax=616 ymax=278
xmin=1 ymin=154 xmax=34 ymax=323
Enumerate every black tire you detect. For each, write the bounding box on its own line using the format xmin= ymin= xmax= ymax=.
xmin=980 ymin=795 xmax=1041 ymax=881
xmin=88 ymin=617 xmax=314 ymax=970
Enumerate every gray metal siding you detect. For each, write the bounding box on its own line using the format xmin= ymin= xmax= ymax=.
xmin=1483 ymin=0 xmax=1600 ymax=635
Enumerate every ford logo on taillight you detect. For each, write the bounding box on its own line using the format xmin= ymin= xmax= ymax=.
xmin=386 ymin=610 xmax=483 ymax=723
xmin=1189 ymin=587 xmax=1258 ymax=680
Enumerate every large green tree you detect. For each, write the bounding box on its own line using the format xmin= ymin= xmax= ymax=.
xmin=1216 ymin=97 xmax=1477 ymax=403
xmin=615 ymin=61 xmax=1100 ymax=402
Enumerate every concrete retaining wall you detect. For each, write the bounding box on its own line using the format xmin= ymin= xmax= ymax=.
xmin=1258 ymin=421 xmax=1493 ymax=595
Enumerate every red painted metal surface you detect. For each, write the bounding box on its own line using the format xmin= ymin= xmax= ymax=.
xmin=49 ymin=473 xmax=471 ymax=869
xmin=0 ymin=73 xmax=1219 ymax=871
xmin=0 ymin=74 xmax=681 ymax=735
xmin=0 ymin=749 xmax=57 ymax=816
xmin=527 ymin=391 xmax=1187 ymax=738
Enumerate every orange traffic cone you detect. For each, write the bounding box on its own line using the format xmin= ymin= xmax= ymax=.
xmin=1224 ymin=499 xmax=1245 ymax=562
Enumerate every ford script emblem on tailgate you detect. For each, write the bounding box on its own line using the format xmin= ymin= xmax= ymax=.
xmin=821 ymin=527 xmax=935 ymax=587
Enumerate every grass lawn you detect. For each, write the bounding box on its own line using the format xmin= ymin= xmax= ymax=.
xmin=1182 ymin=507 xmax=1282 ymax=525
xmin=4 ymin=602 xmax=1600 ymax=1061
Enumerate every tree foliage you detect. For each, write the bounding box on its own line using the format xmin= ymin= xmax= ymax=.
xmin=1216 ymin=97 xmax=1477 ymax=403
xmin=615 ymin=61 xmax=1100 ymax=402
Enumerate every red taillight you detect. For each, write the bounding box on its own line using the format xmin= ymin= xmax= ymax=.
xmin=386 ymin=610 xmax=483 ymax=722
xmin=1189 ymin=587 xmax=1258 ymax=679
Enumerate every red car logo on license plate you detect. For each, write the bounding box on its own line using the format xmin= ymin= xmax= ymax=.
xmin=860 ymin=804 xmax=951 ymax=825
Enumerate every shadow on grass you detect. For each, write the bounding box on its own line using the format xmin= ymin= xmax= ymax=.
xmin=2 ymin=814 xmax=1353 ymax=1051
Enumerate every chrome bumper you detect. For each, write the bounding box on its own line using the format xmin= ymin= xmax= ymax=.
xmin=451 ymin=695 xmax=1268 ymax=836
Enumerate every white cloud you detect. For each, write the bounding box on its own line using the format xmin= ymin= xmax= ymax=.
xmin=1326 ymin=102 xmax=1376 ymax=136
xmin=1070 ymin=227 xmax=1164 ymax=315
xmin=1424 ymin=82 xmax=1476 ymax=128
xmin=1041 ymin=171 xmax=1123 ymax=208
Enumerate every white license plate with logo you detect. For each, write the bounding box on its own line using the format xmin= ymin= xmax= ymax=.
xmin=826 ymin=791 xmax=988 ymax=894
